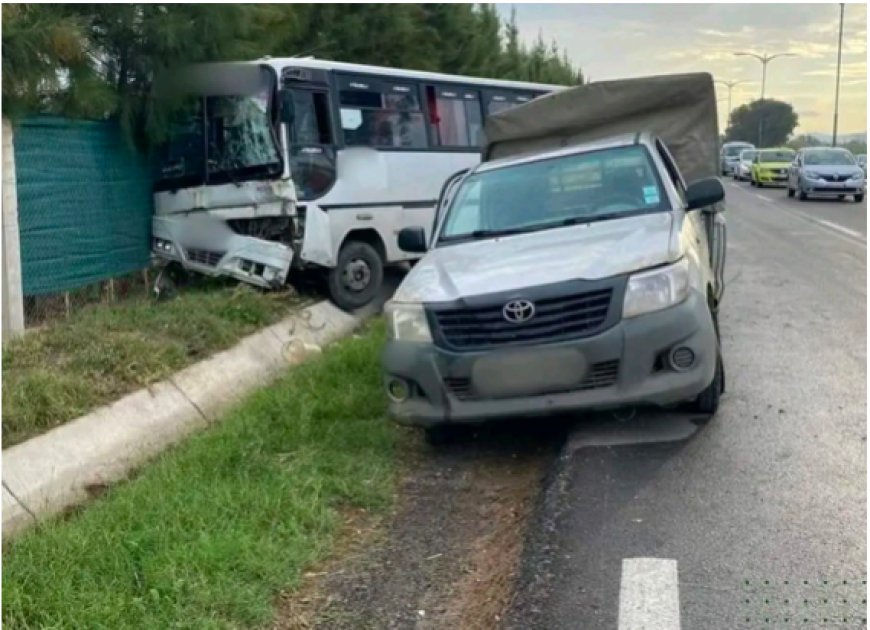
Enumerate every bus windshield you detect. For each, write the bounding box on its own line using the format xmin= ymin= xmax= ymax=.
xmin=155 ymin=69 xmax=282 ymax=191
xmin=439 ymin=145 xmax=667 ymax=243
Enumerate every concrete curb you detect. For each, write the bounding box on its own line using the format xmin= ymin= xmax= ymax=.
xmin=2 ymin=299 xmax=364 ymax=540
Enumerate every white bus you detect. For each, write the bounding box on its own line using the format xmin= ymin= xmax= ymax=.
xmin=152 ymin=57 xmax=563 ymax=308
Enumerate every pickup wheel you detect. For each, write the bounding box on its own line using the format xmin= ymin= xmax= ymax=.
xmin=693 ymin=307 xmax=724 ymax=415
xmin=327 ymin=240 xmax=384 ymax=311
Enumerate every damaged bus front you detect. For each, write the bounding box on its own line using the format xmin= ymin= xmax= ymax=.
xmin=152 ymin=63 xmax=298 ymax=290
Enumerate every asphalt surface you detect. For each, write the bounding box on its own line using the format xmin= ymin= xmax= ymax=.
xmin=508 ymin=180 xmax=867 ymax=629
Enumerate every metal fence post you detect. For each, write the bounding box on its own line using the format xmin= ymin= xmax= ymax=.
xmin=3 ymin=118 xmax=26 ymax=340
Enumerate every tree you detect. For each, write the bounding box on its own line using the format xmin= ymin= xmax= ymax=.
xmin=725 ymin=99 xmax=798 ymax=147
xmin=3 ymin=4 xmax=583 ymax=145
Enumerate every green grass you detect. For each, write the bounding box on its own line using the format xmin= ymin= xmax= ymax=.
xmin=3 ymin=322 xmax=397 ymax=629
xmin=3 ymin=282 xmax=302 ymax=446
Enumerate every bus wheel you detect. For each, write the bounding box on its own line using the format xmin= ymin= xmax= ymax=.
xmin=328 ymin=240 xmax=384 ymax=311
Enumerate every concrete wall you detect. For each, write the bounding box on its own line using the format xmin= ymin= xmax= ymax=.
xmin=2 ymin=118 xmax=25 ymax=340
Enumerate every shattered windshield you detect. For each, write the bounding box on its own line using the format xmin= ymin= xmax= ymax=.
xmin=155 ymin=68 xmax=282 ymax=190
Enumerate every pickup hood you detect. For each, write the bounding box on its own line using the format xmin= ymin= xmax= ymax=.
xmin=394 ymin=211 xmax=676 ymax=303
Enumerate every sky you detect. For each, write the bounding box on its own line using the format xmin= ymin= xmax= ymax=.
xmin=506 ymin=3 xmax=867 ymax=136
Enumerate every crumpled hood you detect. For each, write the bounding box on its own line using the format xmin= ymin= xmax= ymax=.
xmin=394 ymin=212 xmax=677 ymax=303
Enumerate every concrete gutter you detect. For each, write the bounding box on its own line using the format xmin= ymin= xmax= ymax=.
xmin=2 ymin=299 xmax=365 ymax=540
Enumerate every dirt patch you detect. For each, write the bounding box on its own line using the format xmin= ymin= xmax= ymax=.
xmin=272 ymin=419 xmax=568 ymax=630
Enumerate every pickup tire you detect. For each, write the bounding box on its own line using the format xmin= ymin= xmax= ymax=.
xmin=327 ymin=240 xmax=384 ymax=311
xmin=693 ymin=308 xmax=724 ymax=415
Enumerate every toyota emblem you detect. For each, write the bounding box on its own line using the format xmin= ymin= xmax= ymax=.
xmin=503 ymin=299 xmax=535 ymax=323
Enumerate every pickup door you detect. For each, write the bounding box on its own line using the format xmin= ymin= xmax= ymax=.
xmin=655 ymin=139 xmax=726 ymax=305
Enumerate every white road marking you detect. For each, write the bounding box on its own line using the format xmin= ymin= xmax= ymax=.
xmin=754 ymin=193 xmax=774 ymax=203
xmin=815 ymin=219 xmax=866 ymax=242
xmin=618 ymin=558 xmax=681 ymax=630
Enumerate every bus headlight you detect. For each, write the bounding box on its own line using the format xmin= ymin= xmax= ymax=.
xmin=623 ymin=258 xmax=690 ymax=318
xmin=385 ymin=302 xmax=432 ymax=342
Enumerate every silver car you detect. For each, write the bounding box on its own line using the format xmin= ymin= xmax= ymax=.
xmin=787 ymin=147 xmax=866 ymax=202
xmin=734 ymin=148 xmax=757 ymax=181
xmin=382 ymin=132 xmax=726 ymax=439
xmin=720 ymin=141 xmax=754 ymax=176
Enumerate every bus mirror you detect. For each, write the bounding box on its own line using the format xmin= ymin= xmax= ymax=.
xmin=280 ymin=91 xmax=295 ymax=125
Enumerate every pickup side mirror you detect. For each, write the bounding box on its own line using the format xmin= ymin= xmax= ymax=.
xmin=398 ymin=226 xmax=427 ymax=253
xmin=686 ymin=177 xmax=725 ymax=211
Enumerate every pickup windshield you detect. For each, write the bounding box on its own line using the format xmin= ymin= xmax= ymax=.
xmin=439 ymin=145 xmax=668 ymax=243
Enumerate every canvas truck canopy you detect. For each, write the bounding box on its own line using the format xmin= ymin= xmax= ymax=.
xmin=482 ymin=73 xmax=719 ymax=185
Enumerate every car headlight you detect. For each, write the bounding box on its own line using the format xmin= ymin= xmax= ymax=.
xmin=804 ymin=171 xmax=822 ymax=179
xmin=384 ymin=302 xmax=432 ymax=342
xmin=623 ymin=258 xmax=690 ymax=319
xmin=848 ymin=171 xmax=864 ymax=181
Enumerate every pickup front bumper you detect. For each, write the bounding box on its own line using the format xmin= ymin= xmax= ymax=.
xmin=382 ymin=290 xmax=718 ymax=427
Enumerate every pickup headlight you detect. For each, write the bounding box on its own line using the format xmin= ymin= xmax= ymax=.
xmin=623 ymin=258 xmax=690 ymax=319
xmin=384 ymin=302 xmax=432 ymax=342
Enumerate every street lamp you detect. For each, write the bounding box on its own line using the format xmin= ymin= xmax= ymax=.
xmin=833 ymin=3 xmax=845 ymax=146
xmin=715 ymin=79 xmax=750 ymax=128
xmin=733 ymin=51 xmax=798 ymax=101
xmin=734 ymin=51 xmax=797 ymax=145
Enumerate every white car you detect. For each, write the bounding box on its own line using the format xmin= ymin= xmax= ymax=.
xmin=734 ymin=149 xmax=757 ymax=182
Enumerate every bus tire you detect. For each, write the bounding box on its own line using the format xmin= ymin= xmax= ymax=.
xmin=328 ymin=240 xmax=384 ymax=311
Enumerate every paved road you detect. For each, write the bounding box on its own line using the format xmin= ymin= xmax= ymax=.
xmin=508 ymin=181 xmax=867 ymax=629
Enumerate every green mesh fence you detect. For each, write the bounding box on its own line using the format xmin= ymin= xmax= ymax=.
xmin=14 ymin=117 xmax=153 ymax=296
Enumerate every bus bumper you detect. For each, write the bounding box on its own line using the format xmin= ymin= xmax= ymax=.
xmin=152 ymin=215 xmax=293 ymax=289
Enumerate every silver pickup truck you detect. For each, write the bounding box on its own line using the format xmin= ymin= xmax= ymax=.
xmin=381 ymin=73 xmax=727 ymax=441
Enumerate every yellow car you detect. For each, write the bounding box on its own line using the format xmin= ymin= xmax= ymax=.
xmin=750 ymin=148 xmax=795 ymax=187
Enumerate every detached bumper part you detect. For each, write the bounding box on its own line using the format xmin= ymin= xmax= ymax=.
xmin=382 ymin=289 xmax=718 ymax=427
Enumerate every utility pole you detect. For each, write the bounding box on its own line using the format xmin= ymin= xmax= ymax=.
xmin=833 ymin=3 xmax=845 ymax=147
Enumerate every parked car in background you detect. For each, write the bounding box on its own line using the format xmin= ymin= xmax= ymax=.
xmin=720 ymin=141 xmax=755 ymax=176
xmin=857 ymin=154 xmax=867 ymax=177
xmin=750 ymin=148 xmax=795 ymax=187
xmin=734 ymin=148 xmax=757 ymax=181
xmin=787 ymin=147 xmax=865 ymax=202
xmin=383 ymin=74 xmax=727 ymax=441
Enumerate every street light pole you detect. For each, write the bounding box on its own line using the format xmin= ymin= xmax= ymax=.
xmin=833 ymin=3 xmax=845 ymax=146
xmin=715 ymin=79 xmax=749 ymax=121
xmin=733 ymin=51 xmax=797 ymax=101
xmin=733 ymin=51 xmax=797 ymax=145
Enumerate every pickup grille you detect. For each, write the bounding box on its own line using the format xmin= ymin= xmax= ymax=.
xmin=444 ymin=359 xmax=620 ymax=401
xmin=431 ymin=288 xmax=613 ymax=351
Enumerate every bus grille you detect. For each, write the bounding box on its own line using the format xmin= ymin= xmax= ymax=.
xmin=186 ymin=248 xmax=225 ymax=267
xmin=431 ymin=288 xmax=613 ymax=351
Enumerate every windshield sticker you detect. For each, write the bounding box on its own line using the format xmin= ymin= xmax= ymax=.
xmin=643 ymin=186 xmax=660 ymax=204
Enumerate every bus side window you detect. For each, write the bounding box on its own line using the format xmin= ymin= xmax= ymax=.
xmin=338 ymin=76 xmax=427 ymax=149
xmin=426 ymin=85 xmax=482 ymax=148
